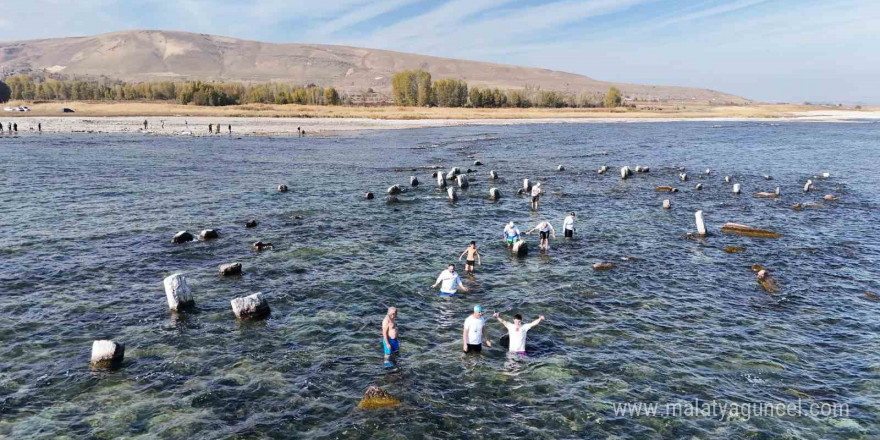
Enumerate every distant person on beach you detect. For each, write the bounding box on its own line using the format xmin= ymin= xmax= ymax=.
xmin=563 ymin=212 xmax=576 ymax=240
xmin=1 ymin=123 xmax=4 ymax=133
xmin=494 ymin=312 xmax=545 ymax=354
xmin=7 ymin=123 xmax=11 ymax=131
xmin=458 ymin=241 xmax=482 ymax=273
xmin=228 ymin=124 xmax=232 ymax=134
xmin=215 ymin=124 xmax=220 ymax=134
xmin=530 ymin=182 xmax=545 ymax=210
xmin=208 ymin=124 xmax=213 ymax=134
xmin=526 ymin=221 xmax=556 ymax=251
xmin=13 ymin=123 xmax=17 ymax=132
xmin=38 ymin=122 xmax=41 ymax=133
xmin=161 ymin=120 xmax=165 ymax=129
xmin=503 ymin=221 xmax=521 ymax=248
xmin=463 ymin=305 xmax=490 ymax=353
xmin=382 ymin=307 xmax=400 ymax=357
xmin=143 ymin=120 xmax=148 ymax=130
xmin=432 ymin=264 xmax=468 ymax=296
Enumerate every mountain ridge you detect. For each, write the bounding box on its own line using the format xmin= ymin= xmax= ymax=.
xmin=0 ymin=30 xmax=749 ymax=103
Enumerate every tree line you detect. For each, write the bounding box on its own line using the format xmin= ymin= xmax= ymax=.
xmin=0 ymin=74 xmax=341 ymax=106
xmin=391 ymin=69 xmax=624 ymax=108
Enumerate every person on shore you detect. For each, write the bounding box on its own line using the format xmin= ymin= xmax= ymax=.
xmin=1 ymin=123 xmax=4 ymax=133
xmin=530 ymin=182 xmax=545 ymax=210
xmin=382 ymin=307 xmax=400 ymax=357
xmin=143 ymin=120 xmax=148 ymax=130
xmin=526 ymin=221 xmax=556 ymax=251
xmin=463 ymin=305 xmax=490 ymax=353
xmin=38 ymin=122 xmax=41 ymax=133
xmin=208 ymin=124 xmax=213 ymax=134
xmin=13 ymin=123 xmax=17 ymax=132
xmin=503 ymin=221 xmax=521 ymax=249
xmin=7 ymin=123 xmax=11 ymax=131
xmin=563 ymin=212 xmax=576 ymax=240
xmin=228 ymin=124 xmax=232 ymax=134
xmin=458 ymin=241 xmax=482 ymax=273
xmin=432 ymin=264 xmax=468 ymax=296
xmin=161 ymin=120 xmax=165 ymax=129
xmin=493 ymin=312 xmax=545 ymax=354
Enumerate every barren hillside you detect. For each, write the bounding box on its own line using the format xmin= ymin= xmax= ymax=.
xmin=0 ymin=30 xmax=749 ymax=103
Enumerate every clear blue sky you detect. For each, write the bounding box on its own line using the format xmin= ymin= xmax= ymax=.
xmin=4 ymin=0 xmax=878 ymax=104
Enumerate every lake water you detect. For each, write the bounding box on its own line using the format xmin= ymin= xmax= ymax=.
xmin=1 ymin=121 xmax=879 ymax=439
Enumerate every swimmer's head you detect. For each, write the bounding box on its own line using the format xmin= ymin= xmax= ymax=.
xmin=470 ymin=240 xmax=476 ymax=246
xmin=448 ymin=264 xmax=455 ymax=271
xmin=473 ymin=305 xmax=483 ymax=314
xmin=387 ymin=307 xmax=397 ymax=317
xmin=507 ymin=221 xmax=514 ymax=228
xmin=535 ymin=182 xmax=541 ymax=186
xmin=570 ymin=212 xmax=575 ymax=216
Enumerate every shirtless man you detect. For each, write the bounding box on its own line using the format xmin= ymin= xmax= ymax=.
xmin=530 ymin=182 xmax=545 ymax=210
xmin=458 ymin=241 xmax=482 ymax=273
xmin=526 ymin=220 xmax=556 ymax=251
xmin=382 ymin=307 xmax=400 ymax=356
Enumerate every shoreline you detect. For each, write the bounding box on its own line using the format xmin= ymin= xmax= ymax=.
xmin=2 ymin=110 xmax=879 ymax=136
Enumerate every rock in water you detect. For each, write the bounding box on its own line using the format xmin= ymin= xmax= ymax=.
xmin=457 ymin=175 xmax=469 ymax=188
xmin=447 ymin=187 xmax=457 ymax=202
xmin=620 ymin=166 xmax=632 ymax=179
xmin=655 ymin=186 xmax=676 ymax=192
xmin=437 ymin=172 xmax=446 ymax=188
xmin=593 ymin=262 xmax=616 ymax=271
xmin=695 ymin=183 xmax=703 ymax=191
xmin=172 ymin=231 xmax=194 ymax=244
xmin=278 ymin=184 xmax=288 ymax=193
xmin=757 ymin=270 xmax=779 ymax=293
xmin=90 ymin=340 xmax=125 ymax=367
xmin=557 ymin=165 xmax=565 ymax=171
xmin=365 ymin=192 xmax=374 ymax=200
xmin=803 ymin=180 xmax=813 ymax=192
xmin=387 ymin=184 xmax=401 ymax=195
xmin=662 ymin=199 xmax=671 ymax=209
xmin=163 ymin=273 xmax=194 ymax=311
xmin=199 ymin=229 xmax=219 ymax=240
xmin=489 ymin=170 xmax=498 ymax=180
xmin=358 ymin=385 xmax=400 ymax=410
xmin=523 ymin=178 xmax=531 ymax=192
xmin=489 ymin=187 xmax=500 ymax=200
xmin=410 ymin=176 xmax=419 ymax=186
xmin=679 ymin=173 xmax=687 ymax=182
xmin=705 ymin=168 xmax=711 ymax=175
xmin=732 ymin=184 xmax=741 ymax=194
xmin=695 ymin=211 xmax=707 ymax=236
xmin=724 ymin=246 xmax=746 ymax=253
xmin=512 ymin=240 xmax=528 ymax=257
xmin=386 ymin=195 xmax=399 ymax=204
xmin=230 ymin=292 xmax=270 ymax=320
xmin=823 ymin=194 xmax=838 ymax=201
xmin=473 ymin=160 xmax=483 ymax=166
xmin=598 ymin=166 xmax=608 ymax=174
xmin=720 ymin=223 xmax=781 ymax=238
xmin=725 ymin=176 xmax=731 ymax=183
xmin=753 ymin=192 xmax=778 ymax=198
xmin=220 ymin=262 xmax=243 ymax=276
xmin=246 ymin=219 xmax=258 ymax=228
xmin=764 ymin=175 xmax=773 ymax=180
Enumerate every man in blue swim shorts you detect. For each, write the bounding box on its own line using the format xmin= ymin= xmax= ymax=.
xmin=382 ymin=307 xmax=399 ymax=356
xmin=431 ymin=264 xmax=468 ymax=296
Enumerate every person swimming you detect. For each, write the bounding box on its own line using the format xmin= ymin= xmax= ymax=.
xmin=458 ymin=241 xmax=482 ymax=273
xmin=382 ymin=307 xmax=399 ymax=356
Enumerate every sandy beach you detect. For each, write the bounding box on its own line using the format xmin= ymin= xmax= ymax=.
xmin=1 ymin=109 xmax=877 ymax=137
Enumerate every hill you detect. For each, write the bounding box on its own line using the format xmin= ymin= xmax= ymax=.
xmin=0 ymin=30 xmax=749 ymax=103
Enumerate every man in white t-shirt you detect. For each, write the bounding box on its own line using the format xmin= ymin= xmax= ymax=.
xmin=526 ymin=220 xmax=556 ymax=251
xmin=530 ymin=182 xmax=545 ymax=210
xmin=563 ymin=212 xmax=576 ymax=240
xmin=431 ymin=264 xmax=468 ymax=296
xmin=493 ymin=312 xmax=545 ymax=354
xmin=463 ymin=305 xmax=491 ymax=353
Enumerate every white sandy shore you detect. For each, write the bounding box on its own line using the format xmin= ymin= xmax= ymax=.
xmin=3 ymin=111 xmax=878 ymax=136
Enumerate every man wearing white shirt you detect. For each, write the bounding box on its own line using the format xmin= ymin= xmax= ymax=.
xmin=493 ymin=312 xmax=545 ymax=354
xmin=431 ymin=264 xmax=468 ymax=296
xmin=563 ymin=212 xmax=576 ymax=240
xmin=530 ymin=182 xmax=545 ymax=210
xmin=463 ymin=305 xmax=491 ymax=353
xmin=526 ymin=220 xmax=556 ymax=251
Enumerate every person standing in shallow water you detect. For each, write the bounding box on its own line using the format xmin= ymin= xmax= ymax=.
xmin=463 ymin=305 xmax=490 ymax=353
xmin=563 ymin=212 xmax=575 ymax=240
xmin=503 ymin=221 xmax=521 ymax=249
xmin=432 ymin=264 xmax=468 ymax=296
xmin=494 ymin=312 xmax=544 ymax=354
xmin=530 ymin=182 xmax=545 ymax=210
xmin=526 ymin=220 xmax=555 ymax=251
xmin=382 ymin=307 xmax=400 ymax=357
xmin=458 ymin=241 xmax=482 ymax=273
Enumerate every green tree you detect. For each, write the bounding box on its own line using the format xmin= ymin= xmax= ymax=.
xmin=605 ymin=87 xmax=622 ymax=108
xmin=432 ymin=79 xmax=468 ymax=107
xmin=324 ymin=87 xmax=340 ymax=105
xmin=0 ymin=80 xmax=11 ymax=102
xmin=391 ymin=69 xmax=432 ymax=106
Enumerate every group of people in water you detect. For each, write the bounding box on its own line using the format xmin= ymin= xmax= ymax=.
xmin=383 ymin=211 xmax=576 ymax=360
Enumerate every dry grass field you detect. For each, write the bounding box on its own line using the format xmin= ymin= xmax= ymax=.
xmin=5 ymin=101 xmax=871 ymax=120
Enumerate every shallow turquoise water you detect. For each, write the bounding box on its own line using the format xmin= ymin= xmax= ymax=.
xmin=1 ymin=121 xmax=879 ymax=439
